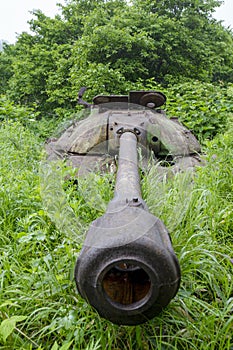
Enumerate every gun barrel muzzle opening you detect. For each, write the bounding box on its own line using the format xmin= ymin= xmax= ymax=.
xmin=102 ymin=261 xmax=151 ymax=307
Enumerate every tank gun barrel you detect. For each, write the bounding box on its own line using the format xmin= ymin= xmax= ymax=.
xmin=75 ymin=127 xmax=181 ymax=325
xmin=115 ymin=131 xmax=141 ymax=200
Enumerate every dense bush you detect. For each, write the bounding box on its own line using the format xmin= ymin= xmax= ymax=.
xmin=164 ymin=81 xmax=233 ymax=141
xmin=0 ymin=96 xmax=70 ymax=140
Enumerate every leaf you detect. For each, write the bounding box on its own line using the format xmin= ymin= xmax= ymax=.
xmin=0 ymin=301 xmax=14 ymax=309
xmin=60 ymin=340 xmax=73 ymax=350
xmin=51 ymin=340 xmax=73 ymax=350
xmin=0 ymin=316 xmax=27 ymax=343
xmin=51 ymin=341 xmax=59 ymax=350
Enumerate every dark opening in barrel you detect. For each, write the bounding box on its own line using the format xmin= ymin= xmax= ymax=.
xmin=102 ymin=262 xmax=151 ymax=305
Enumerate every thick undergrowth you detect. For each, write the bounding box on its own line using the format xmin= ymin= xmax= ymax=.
xmin=0 ymin=98 xmax=232 ymax=349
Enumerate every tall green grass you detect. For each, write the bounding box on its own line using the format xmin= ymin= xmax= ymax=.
xmin=0 ymin=115 xmax=232 ymax=349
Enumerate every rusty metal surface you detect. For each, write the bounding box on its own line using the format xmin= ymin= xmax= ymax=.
xmin=46 ymin=102 xmax=201 ymax=174
xmin=78 ymin=87 xmax=166 ymax=109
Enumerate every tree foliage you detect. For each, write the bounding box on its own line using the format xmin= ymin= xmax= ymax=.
xmin=0 ymin=0 xmax=233 ymax=115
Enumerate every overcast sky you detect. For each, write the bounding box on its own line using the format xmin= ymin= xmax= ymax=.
xmin=0 ymin=0 xmax=233 ymax=43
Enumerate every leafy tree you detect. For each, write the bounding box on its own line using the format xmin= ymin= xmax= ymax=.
xmin=68 ymin=0 xmax=233 ymax=86
xmin=131 ymin=0 xmax=224 ymax=18
xmin=0 ymin=44 xmax=15 ymax=94
xmin=0 ymin=0 xmax=232 ymax=115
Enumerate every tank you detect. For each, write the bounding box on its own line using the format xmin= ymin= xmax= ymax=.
xmin=46 ymin=88 xmax=201 ymax=175
xmin=46 ymin=88 xmax=201 ymax=325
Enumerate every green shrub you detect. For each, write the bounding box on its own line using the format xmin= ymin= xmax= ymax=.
xmin=165 ymin=81 xmax=233 ymax=141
